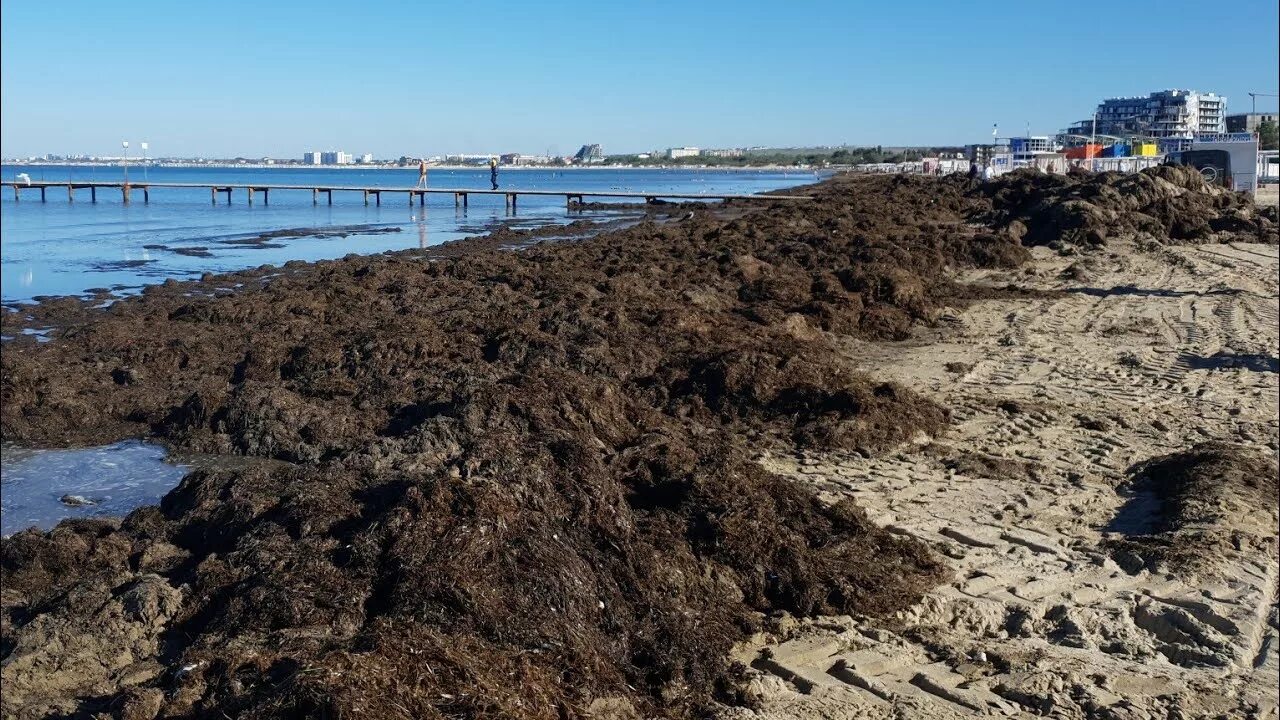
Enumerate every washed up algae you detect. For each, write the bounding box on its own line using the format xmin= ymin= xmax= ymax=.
xmin=2 ymin=169 xmax=1267 ymax=719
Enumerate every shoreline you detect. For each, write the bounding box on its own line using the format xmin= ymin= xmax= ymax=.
xmin=1 ymin=170 xmax=1276 ymax=719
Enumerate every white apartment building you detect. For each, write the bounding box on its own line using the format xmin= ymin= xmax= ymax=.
xmin=1069 ymin=90 xmax=1227 ymax=139
xmin=667 ymin=147 xmax=700 ymax=159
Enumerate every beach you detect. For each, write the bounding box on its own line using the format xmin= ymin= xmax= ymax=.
xmin=1 ymin=169 xmax=1277 ymax=719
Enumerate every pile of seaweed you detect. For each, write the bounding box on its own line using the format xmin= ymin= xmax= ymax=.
xmin=977 ymin=165 xmax=1278 ymax=247
xmin=2 ymin=173 xmax=1021 ymax=719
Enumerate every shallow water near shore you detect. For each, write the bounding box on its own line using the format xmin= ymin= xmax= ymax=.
xmin=1 ymin=165 xmax=819 ymax=302
xmin=0 ymin=440 xmax=189 ymax=536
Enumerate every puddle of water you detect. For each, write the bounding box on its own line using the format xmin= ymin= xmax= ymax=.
xmin=1 ymin=439 xmax=189 ymax=536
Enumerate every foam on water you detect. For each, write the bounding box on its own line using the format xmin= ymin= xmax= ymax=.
xmin=0 ymin=440 xmax=189 ymax=536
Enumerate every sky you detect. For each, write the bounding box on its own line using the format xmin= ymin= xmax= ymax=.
xmin=2 ymin=0 xmax=1278 ymax=159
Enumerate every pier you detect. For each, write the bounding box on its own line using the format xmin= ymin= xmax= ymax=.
xmin=2 ymin=180 xmax=809 ymax=210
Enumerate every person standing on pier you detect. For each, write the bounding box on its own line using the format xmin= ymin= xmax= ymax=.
xmin=415 ymin=159 xmax=428 ymax=189
xmin=489 ymin=158 xmax=499 ymax=190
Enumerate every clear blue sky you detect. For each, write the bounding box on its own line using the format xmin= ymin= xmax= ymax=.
xmin=3 ymin=0 xmax=1277 ymax=158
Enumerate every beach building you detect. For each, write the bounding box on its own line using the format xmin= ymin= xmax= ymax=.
xmin=1226 ymin=112 xmax=1277 ymax=133
xmin=1008 ymin=137 xmax=1066 ymax=172
xmin=302 ymin=151 xmax=322 ymax=164
xmin=320 ymin=151 xmax=352 ymax=165
xmin=1068 ymin=90 xmax=1226 ymax=140
xmin=667 ymin=147 xmax=700 ymax=159
xmin=702 ymin=148 xmax=745 ymax=158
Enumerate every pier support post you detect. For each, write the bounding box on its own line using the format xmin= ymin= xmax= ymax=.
xmin=122 ymin=185 xmax=130 ymax=204
xmin=12 ymin=186 xmax=16 ymax=202
xmin=69 ymin=186 xmax=74 ymax=202
xmin=143 ymin=187 xmax=150 ymax=204
xmin=91 ymin=186 xmax=96 ymax=203
xmin=327 ymin=190 xmax=333 ymax=206
xmin=312 ymin=188 xmax=317 ymax=205
xmin=262 ymin=189 xmax=269 ymax=205
xmin=419 ymin=191 xmax=425 ymax=207
xmin=408 ymin=191 xmax=414 ymax=207
xmin=40 ymin=187 xmax=46 ymax=202
xmin=375 ymin=191 xmax=381 ymax=207
xmin=211 ymin=187 xmax=216 ymax=205
xmin=363 ymin=190 xmax=369 ymax=206
xmin=247 ymin=188 xmax=254 ymax=205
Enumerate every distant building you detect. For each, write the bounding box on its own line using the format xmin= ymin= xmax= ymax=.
xmin=500 ymin=153 xmax=553 ymax=165
xmin=667 ymin=147 xmax=700 ymax=159
xmin=966 ymin=144 xmax=998 ymax=165
xmin=1008 ymin=137 xmax=1055 ymax=159
xmin=303 ymin=151 xmax=322 ymax=164
xmin=320 ymin=151 xmax=352 ymax=165
xmin=1068 ymin=89 xmax=1226 ymax=139
xmin=573 ymin=144 xmax=604 ymax=163
xmin=1226 ymin=112 xmax=1277 ymax=134
xmin=360 ymin=153 xmax=374 ymax=164
xmin=445 ymin=154 xmax=498 ymax=165
xmin=701 ymin=148 xmax=744 ymax=158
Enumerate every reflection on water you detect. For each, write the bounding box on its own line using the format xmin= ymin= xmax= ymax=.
xmin=0 ymin=440 xmax=188 ymax=535
xmin=1 ymin=166 xmax=819 ymax=302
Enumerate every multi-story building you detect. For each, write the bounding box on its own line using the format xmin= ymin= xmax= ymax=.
xmin=320 ymin=151 xmax=352 ymax=165
xmin=666 ymin=147 xmax=700 ymax=159
xmin=1068 ymin=90 xmax=1226 ymax=139
xmin=573 ymin=144 xmax=604 ymax=163
xmin=701 ymin=148 xmax=745 ymax=158
xmin=360 ymin=153 xmax=374 ymax=164
xmin=1226 ymin=112 xmax=1278 ymax=134
xmin=302 ymin=151 xmax=322 ymax=164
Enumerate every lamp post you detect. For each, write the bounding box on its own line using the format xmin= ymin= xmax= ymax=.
xmin=141 ymin=142 xmax=149 ymax=183
xmin=122 ymin=141 xmax=130 ymax=186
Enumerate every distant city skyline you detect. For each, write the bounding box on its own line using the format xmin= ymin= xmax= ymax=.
xmin=2 ymin=0 xmax=1277 ymax=159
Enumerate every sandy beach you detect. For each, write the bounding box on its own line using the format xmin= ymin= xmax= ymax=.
xmin=1 ymin=168 xmax=1277 ymax=719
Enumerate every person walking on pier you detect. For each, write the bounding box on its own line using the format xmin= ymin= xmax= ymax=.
xmin=415 ymin=159 xmax=428 ymax=189
xmin=489 ymin=158 xmax=499 ymax=190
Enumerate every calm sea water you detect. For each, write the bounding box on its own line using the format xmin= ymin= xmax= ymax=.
xmin=0 ymin=440 xmax=189 ymax=535
xmin=1 ymin=165 xmax=817 ymax=302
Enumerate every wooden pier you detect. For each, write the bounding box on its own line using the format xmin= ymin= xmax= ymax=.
xmin=2 ymin=180 xmax=809 ymax=210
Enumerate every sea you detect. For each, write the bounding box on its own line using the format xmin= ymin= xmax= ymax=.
xmin=0 ymin=165 xmax=819 ymax=303
xmin=1 ymin=164 xmax=819 ymax=534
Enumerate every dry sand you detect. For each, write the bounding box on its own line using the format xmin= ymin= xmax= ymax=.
xmin=1 ymin=170 xmax=1276 ymax=719
xmin=728 ymin=240 xmax=1279 ymax=719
